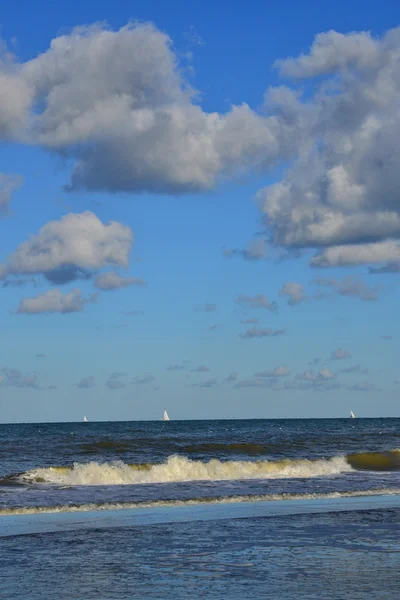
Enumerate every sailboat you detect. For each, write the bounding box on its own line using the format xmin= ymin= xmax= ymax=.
xmin=161 ymin=410 xmax=170 ymax=421
xmin=350 ymin=410 xmax=355 ymax=419
xmin=83 ymin=416 xmax=88 ymax=422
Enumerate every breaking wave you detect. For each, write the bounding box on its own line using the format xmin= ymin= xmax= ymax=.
xmin=2 ymin=488 xmax=400 ymax=516
xmin=19 ymin=454 xmax=352 ymax=486
xmin=11 ymin=450 xmax=400 ymax=488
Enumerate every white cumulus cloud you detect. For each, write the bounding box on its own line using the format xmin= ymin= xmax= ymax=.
xmin=259 ymin=28 xmax=400 ymax=268
xmin=0 ymin=211 xmax=133 ymax=284
xmin=94 ymin=271 xmax=145 ymax=291
xmin=16 ymin=288 xmax=95 ymax=314
xmin=9 ymin=23 xmax=286 ymax=194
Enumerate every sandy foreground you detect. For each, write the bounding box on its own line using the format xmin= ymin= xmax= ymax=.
xmin=2 ymin=493 xmax=400 ymax=537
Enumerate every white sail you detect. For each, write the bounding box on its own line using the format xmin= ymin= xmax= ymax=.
xmin=83 ymin=416 xmax=88 ymax=422
xmin=350 ymin=410 xmax=355 ymax=419
xmin=162 ymin=410 xmax=170 ymax=421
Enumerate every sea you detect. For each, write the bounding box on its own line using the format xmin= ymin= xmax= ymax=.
xmin=1 ymin=418 xmax=400 ymax=598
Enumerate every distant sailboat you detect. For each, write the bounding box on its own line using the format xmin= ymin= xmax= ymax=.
xmin=350 ymin=410 xmax=355 ymax=419
xmin=161 ymin=410 xmax=170 ymax=421
xmin=83 ymin=416 xmax=88 ymax=422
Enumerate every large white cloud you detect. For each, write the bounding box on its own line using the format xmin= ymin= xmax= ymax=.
xmin=2 ymin=23 xmax=400 ymax=270
xmin=259 ymin=28 xmax=400 ymax=267
xmin=0 ymin=211 xmax=133 ymax=283
xmin=13 ymin=23 xmax=284 ymax=194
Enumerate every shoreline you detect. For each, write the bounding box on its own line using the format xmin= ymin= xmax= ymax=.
xmin=2 ymin=493 xmax=400 ymax=538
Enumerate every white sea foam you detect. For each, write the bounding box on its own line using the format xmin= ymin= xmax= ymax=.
xmin=2 ymin=488 xmax=400 ymax=516
xmin=20 ymin=454 xmax=353 ymax=486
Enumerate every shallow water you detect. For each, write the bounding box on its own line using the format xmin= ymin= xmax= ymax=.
xmin=1 ymin=506 xmax=400 ymax=599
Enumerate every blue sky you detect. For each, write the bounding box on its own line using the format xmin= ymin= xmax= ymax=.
xmin=0 ymin=0 xmax=399 ymax=421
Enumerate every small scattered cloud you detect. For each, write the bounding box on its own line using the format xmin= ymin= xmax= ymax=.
xmin=209 ymin=324 xmax=222 ymax=331
xmin=191 ymin=365 xmax=210 ymax=373
xmin=224 ymin=239 xmax=266 ymax=261
xmin=279 ymin=282 xmax=306 ymax=306
xmin=35 ymin=353 xmax=46 ymax=358
xmin=340 ymin=365 xmax=368 ymax=374
xmin=236 ymin=294 xmax=277 ymax=312
xmin=77 ymin=376 xmax=95 ymax=389
xmin=194 ymin=303 xmax=216 ymax=312
xmin=287 ymin=379 xmax=341 ymax=392
xmin=193 ymin=378 xmax=218 ymax=388
xmin=331 ymin=348 xmax=351 ymax=360
xmin=254 ymin=365 xmax=290 ymax=378
xmin=241 ymin=317 xmax=259 ymax=324
xmin=108 ymin=372 xmax=127 ymax=380
xmin=16 ymin=288 xmax=97 ymax=315
xmin=132 ymin=375 xmax=156 ymax=385
xmin=166 ymin=364 xmax=187 ymax=371
xmin=94 ymin=271 xmax=145 ymax=291
xmin=224 ymin=372 xmax=238 ymax=383
xmin=121 ymin=310 xmax=144 ymax=316
xmin=313 ymin=276 xmax=378 ymax=302
xmin=318 ymin=368 xmax=336 ymax=380
xmin=295 ymin=371 xmax=316 ymax=382
xmin=296 ymin=368 xmax=336 ymax=382
xmin=349 ymin=382 xmax=377 ymax=392
xmin=381 ymin=335 xmax=393 ymax=340
xmin=309 ymin=358 xmax=321 ymax=366
xmin=105 ymin=371 xmax=127 ymax=390
xmin=235 ymin=377 xmax=274 ymax=389
xmin=0 ymin=367 xmax=39 ymax=388
xmin=239 ymin=327 xmax=285 ymax=340
xmin=106 ymin=379 xmax=125 ymax=390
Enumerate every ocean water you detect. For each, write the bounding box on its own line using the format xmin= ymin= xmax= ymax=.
xmin=1 ymin=418 xmax=400 ymax=598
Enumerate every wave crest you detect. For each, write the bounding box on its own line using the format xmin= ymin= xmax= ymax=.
xmin=3 ymin=488 xmax=400 ymax=516
xmin=20 ymin=454 xmax=352 ymax=486
xmin=347 ymin=449 xmax=400 ymax=471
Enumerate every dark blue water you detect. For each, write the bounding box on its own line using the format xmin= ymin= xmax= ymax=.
xmin=1 ymin=418 xmax=400 ymax=513
xmin=1 ymin=419 xmax=400 ymax=598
